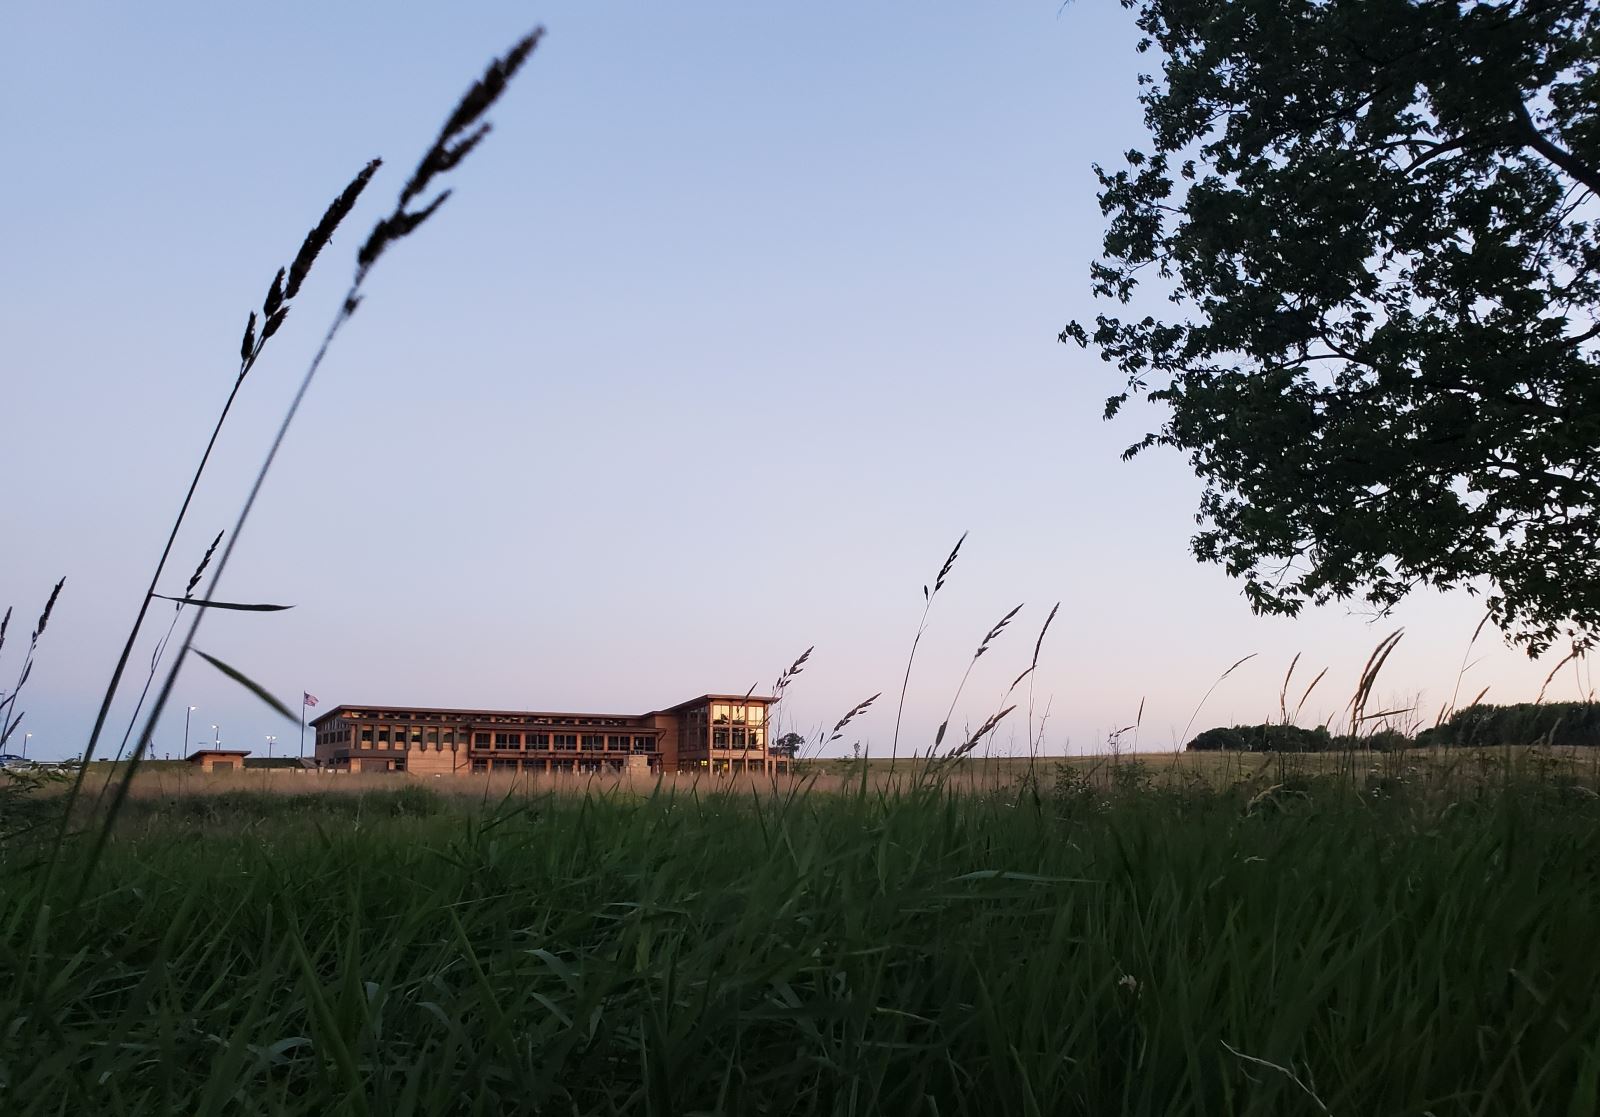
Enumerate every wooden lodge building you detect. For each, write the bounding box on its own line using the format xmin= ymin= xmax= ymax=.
xmin=309 ymin=694 xmax=787 ymax=776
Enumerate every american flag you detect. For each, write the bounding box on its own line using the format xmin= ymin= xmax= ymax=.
xmin=303 ymin=692 xmax=319 ymax=708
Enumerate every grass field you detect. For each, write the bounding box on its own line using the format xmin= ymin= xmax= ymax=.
xmin=3 ymin=752 xmax=1600 ymax=1114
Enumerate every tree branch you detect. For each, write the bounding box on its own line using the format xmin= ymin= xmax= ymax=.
xmin=1514 ymin=100 xmax=1600 ymax=197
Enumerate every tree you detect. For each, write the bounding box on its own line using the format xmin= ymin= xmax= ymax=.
xmin=771 ymin=731 xmax=806 ymax=759
xmin=1064 ymin=0 xmax=1600 ymax=653
xmin=1185 ymin=723 xmax=1334 ymax=752
xmin=1416 ymin=700 xmax=1600 ymax=747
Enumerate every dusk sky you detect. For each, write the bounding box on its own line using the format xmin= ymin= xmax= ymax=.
xmin=3 ymin=2 xmax=1589 ymax=761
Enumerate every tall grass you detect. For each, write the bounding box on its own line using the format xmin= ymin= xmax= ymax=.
xmin=43 ymin=27 xmax=545 ymax=906
xmin=0 ymin=578 xmax=65 ymax=753
xmin=3 ymin=767 xmax=1599 ymax=1114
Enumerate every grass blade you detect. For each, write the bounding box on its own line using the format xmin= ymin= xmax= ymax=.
xmin=193 ymin=649 xmax=298 ymax=723
xmin=151 ymin=595 xmax=293 ymax=612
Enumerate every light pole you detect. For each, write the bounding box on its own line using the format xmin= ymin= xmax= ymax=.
xmin=21 ymin=733 xmax=31 ymax=759
xmin=184 ymin=706 xmax=196 ymax=759
xmin=212 ymin=725 xmax=220 ymax=748
xmin=266 ymin=735 xmax=276 ymax=759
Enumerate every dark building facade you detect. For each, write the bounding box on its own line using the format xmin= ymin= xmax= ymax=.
xmin=309 ymin=694 xmax=786 ymax=776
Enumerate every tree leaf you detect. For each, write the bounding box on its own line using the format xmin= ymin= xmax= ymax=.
xmin=193 ymin=649 xmax=297 ymax=723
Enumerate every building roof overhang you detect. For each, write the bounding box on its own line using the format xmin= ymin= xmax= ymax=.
xmin=649 ymin=694 xmax=781 ymax=715
xmin=311 ymin=694 xmax=780 ymax=727
xmin=184 ymin=749 xmax=252 ymax=762
xmin=310 ymin=704 xmax=650 ymax=726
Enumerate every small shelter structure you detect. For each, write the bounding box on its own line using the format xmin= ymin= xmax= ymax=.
xmin=185 ymin=748 xmax=251 ymax=773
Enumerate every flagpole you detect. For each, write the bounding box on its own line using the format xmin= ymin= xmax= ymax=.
xmin=300 ymin=694 xmax=307 ymax=760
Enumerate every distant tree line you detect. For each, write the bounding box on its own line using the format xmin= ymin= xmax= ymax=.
xmin=1416 ymin=703 xmax=1600 ymax=751
xmin=1186 ymin=703 xmax=1600 ymax=752
xmin=1185 ymin=724 xmax=1395 ymax=753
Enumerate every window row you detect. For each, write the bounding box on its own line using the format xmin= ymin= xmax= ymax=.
xmin=473 ymin=732 xmax=657 ymax=753
xmin=471 ymin=758 xmax=648 ymax=774
xmin=354 ymin=726 xmax=457 ymax=748
xmin=344 ymin=712 xmax=632 ymax=728
xmin=339 ymin=727 xmax=657 ymax=752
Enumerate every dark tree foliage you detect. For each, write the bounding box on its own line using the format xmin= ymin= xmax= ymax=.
xmin=1186 ymin=723 xmax=1333 ymax=751
xmin=1185 ymin=723 xmax=1412 ymax=751
xmin=1416 ymin=700 xmax=1600 ymax=746
xmin=1064 ymin=0 xmax=1600 ymax=652
xmin=771 ymin=732 xmax=806 ymax=759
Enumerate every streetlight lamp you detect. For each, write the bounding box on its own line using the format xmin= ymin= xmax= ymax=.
xmin=212 ymin=725 xmax=220 ymax=748
xmin=266 ymin=735 xmax=276 ymax=759
xmin=21 ymin=733 xmax=31 ymax=759
xmin=184 ymin=706 xmax=196 ymax=759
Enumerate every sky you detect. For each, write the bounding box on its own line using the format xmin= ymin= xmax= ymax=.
xmin=2 ymin=2 xmax=1591 ymax=762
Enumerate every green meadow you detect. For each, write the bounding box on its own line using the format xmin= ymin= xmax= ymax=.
xmin=3 ymin=758 xmax=1599 ymax=1115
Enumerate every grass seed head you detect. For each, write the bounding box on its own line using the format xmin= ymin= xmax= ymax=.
xmin=928 ymin=531 xmax=967 ymax=601
xmin=356 ymin=28 xmax=540 ymax=280
xmin=946 ymin=704 xmax=1016 ymax=761
xmin=422 ymin=122 xmax=492 ymax=181
xmin=1032 ymin=602 xmax=1059 ymax=668
xmin=185 ymin=531 xmax=225 ymax=599
xmin=263 ymin=267 xmax=286 ymax=318
xmin=830 ymin=692 xmax=881 ymax=741
xmin=32 ymin=578 xmax=64 ymax=643
xmin=285 ymin=158 xmax=381 ymax=299
xmin=261 ymin=305 xmax=289 ymax=340
xmin=357 ymin=190 xmax=452 ymax=274
xmin=240 ymin=311 xmax=257 ymax=364
xmin=401 ymin=29 xmax=543 ymax=207
xmin=774 ymin=646 xmax=814 ymax=696
xmin=974 ymin=603 xmax=1023 ymax=660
